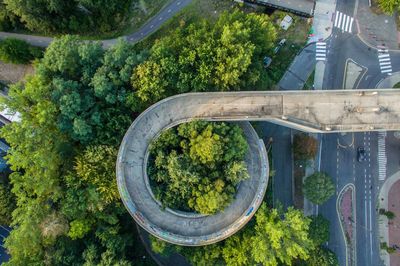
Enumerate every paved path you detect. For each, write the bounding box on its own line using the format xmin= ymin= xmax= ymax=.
xmin=0 ymin=0 xmax=192 ymax=48
xmin=378 ymin=170 xmax=400 ymax=266
xmin=278 ymin=44 xmax=316 ymax=90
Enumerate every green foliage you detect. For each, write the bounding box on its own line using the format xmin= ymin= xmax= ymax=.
xmin=251 ymin=205 xmax=313 ymax=265
xmin=0 ymin=179 xmax=16 ymax=225
xmin=150 ymin=235 xmax=176 ymax=257
xmin=293 ymin=133 xmax=318 ymax=161
xmin=2 ymin=0 xmax=133 ymax=34
xmin=152 ymin=203 xmax=314 ymax=266
xmin=378 ymin=0 xmax=400 ymax=14
xmin=75 ymin=145 xmax=119 ymax=204
xmin=379 ymin=208 xmax=396 ymax=219
xmin=0 ymin=37 xmax=42 ymax=64
xmin=37 ymin=36 xmax=143 ymax=145
xmin=308 ymin=214 xmax=330 ymax=246
xmin=303 ymin=172 xmax=335 ymax=205
xmin=304 ymin=247 xmax=339 ymax=266
xmin=131 ymin=9 xmax=276 ymax=106
xmin=381 ymin=242 xmax=397 ymax=253
xmin=149 ymin=121 xmax=249 ymax=214
xmin=68 ymin=218 xmax=93 ymax=240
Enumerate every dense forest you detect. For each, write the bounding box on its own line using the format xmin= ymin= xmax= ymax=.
xmin=0 ymin=0 xmax=133 ymax=34
xmin=0 ymin=10 xmax=280 ymax=265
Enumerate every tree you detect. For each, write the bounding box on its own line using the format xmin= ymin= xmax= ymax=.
xmin=250 ymin=205 xmax=313 ymax=265
xmin=0 ymin=180 xmax=16 ymax=225
xmin=0 ymin=38 xmax=42 ymax=64
xmin=293 ymin=133 xmax=318 ymax=161
xmin=2 ymin=0 xmax=132 ymax=34
xmin=303 ymin=247 xmax=339 ymax=266
xmin=132 ymin=9 xmax=277 ymax=97
xmin=378 ymin=0 xmax=400 ymax=14
xmin=303 ymin=172 xmax=335 ymax=205
xmin=148 ymin=121 xmax=249 ymax=214
xmin=308 ymin=214 xmax=330 ymax=246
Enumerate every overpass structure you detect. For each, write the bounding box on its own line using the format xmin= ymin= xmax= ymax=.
xmin=117 ymin=89 xmax=400 ymax=246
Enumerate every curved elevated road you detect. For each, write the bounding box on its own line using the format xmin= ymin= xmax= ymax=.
xmin=118 ymin=89 xmax=400 ymax=246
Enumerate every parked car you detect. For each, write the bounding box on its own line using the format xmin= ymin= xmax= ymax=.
xmin=263 ymin=56 xmax=272 ymax=68
xmin=273 ymin=39 xmax=286 ymax=54
xmin=357 ymin=146 xmax=367 ymax=162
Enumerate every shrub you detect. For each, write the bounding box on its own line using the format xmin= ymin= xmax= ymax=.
xmin=0 ymin=38 xmax=42 ymax=64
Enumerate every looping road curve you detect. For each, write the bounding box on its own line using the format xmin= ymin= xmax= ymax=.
xmin=117 ymin=93 xmax=269 ymax=246
xmin=117 ymin=89 xmax=400 ymax=245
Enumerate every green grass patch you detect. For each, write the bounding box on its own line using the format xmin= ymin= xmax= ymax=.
xmin=303 ymin=69 xmax=315 ymax=90
xmin=259 ymin=13 xmax=311 ymax=90
xmin=394 ymin=82 xmax=400 ymax=88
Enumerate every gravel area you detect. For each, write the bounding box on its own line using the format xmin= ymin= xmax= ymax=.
xmin=0 ymin=61 xmax=34 ymax=84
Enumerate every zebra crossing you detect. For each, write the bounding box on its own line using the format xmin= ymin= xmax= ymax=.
xmin=378 ymin=132 xmax=387 ymax=181
xmin=334 ymin=11 xmax=354 ymax=33
xmin=377 ymin=46 xmax=392 ymax=75
xmin=315 ymin=42 xmax=326 ymax=61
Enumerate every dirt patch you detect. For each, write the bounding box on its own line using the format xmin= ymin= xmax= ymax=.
xmin=370 ymin=0 xmax=384 ymax=15
xmin=293 ymin=164 xmax=304 ymax=209
xmin=388 ymin=179 xmax=400 ymax=266
xmin=0 ymin=61 xmax=34 ymax=84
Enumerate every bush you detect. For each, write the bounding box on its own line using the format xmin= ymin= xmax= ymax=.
xmin=0 ymin=38 xmax=42 ymax=64
xmin=308 ymin=214 xmax=330 ymax=246
xmin=379 ymin=208 xmax=396 ymax=219
xmin=0 ymin=180 xmax=16 ymax=225
xmin=293 ymin=133 xmax=318 ymax=162
xmin=303 ymin=172 xmax=335 ymax=205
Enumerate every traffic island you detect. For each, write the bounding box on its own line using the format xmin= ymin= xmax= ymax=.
xmin=337 ymin=184 xmax=356 ymax=266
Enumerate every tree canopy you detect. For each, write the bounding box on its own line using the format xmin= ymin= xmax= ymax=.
xmin=303 ymin=172 xmax=335 ymax=205
xmin=148 ymin=121 xmax=249 ymax=214
xmin=1 ymin=0 xmax=133 ymax=34
xmin=131 ymin=9 xmax=276 ymax=104
xmin=151 ymin=203 xmax=315 ymax=266
xmin=293 ymin=133 xmax=318 ymax=162
xmin=0 ymin=9 xmax=278 ymax=264
xmin=378 ymin=0 xmax=400 ymax=14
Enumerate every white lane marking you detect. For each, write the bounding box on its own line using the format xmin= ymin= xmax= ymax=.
xmin=380 ymin=65 xmax=392 ymax=70
xmin=338 ymin=12 xmax=343 ymax=29
xmin=345 ymin=15 xmax=350 ymax=32
xmin=349 ymin=17 xmax=354 ymax=33
xmin=334 ymin=11 xmax=339 ymax=27
xmin=378 ymin=54 xmax=389 ymax=58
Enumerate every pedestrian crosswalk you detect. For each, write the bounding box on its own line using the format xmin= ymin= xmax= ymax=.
xmin=316 ymin=42 xmax=326 ymax=61
xmin=377 ymin=46 xmax=392 ymax=75
xmin=378 ymin=132 xmax=387 ymax=181
xmin=334 ymin=11 xmax=354 ymax=33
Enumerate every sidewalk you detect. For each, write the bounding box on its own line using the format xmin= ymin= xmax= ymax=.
xmin=278 ymin=44 xmax=316 ymax=90
xmin=378 ymin=170 xmax=400 ymax=266
xmin=311 ymin=0 xmax=337 ymax=89
xmin=356 ymin=1 xmax=398 ymax=51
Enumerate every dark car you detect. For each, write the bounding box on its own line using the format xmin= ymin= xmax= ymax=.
xmin=357 ymin=147 xmax=367 ymax=162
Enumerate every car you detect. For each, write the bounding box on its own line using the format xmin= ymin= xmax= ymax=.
xmin=273 ymin=39 xmax=286 ymax=54
xmin=263 ymin=56 xmax=272 ymax=68
xmin=357 ymin=146 xmax=367 ymax=162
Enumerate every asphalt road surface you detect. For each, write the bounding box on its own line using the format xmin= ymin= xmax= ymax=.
xmin=319 ymin=0 xmax=398 ymax=264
